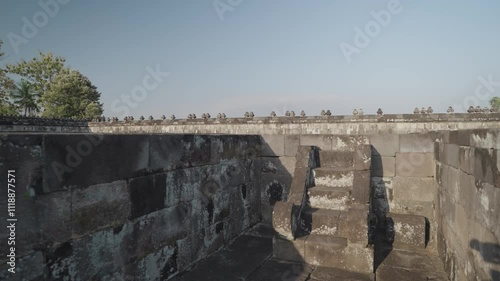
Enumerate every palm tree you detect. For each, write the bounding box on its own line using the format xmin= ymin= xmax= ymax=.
xmin=10 ymin=81 xmax=40 ymax=116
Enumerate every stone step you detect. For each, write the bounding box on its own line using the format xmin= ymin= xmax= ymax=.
xmin=310 ymin=266 xmax=374 ymax=281
xmin=313 ymin=168 xmax=354 ymax=188
xmin=337 ymin=208 xmax=370 ymax=244
xmin=301 ymin=208 xmax=341 ymax=235
xmin=304 ymin=235 xmax=374 ymax=274
xmin=318 ymin=150 xmax=355 ymax=169
xmin=308 ymin=186 xmax=352 ymax=210
xmin=386 ymin=213 xmax=427 ymax=249
xmin=301 ymin=207 xmax=370 ymax=244
xmin=376 ymin=248 xmax=449 ymax=281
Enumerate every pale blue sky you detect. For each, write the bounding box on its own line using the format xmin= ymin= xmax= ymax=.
xmin=1 ymin=1 xmax=499 ymax=117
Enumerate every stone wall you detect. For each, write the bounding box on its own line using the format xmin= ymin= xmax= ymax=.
xmin=3 ymin=113 xmax=500 ymax=135
xmin=0 ymin=134 xmax=266 ymax=280
xmin=370 ymin=133 xmax=438 ymax=249
xmin=435 ymin=130 xmax=500 ymax=281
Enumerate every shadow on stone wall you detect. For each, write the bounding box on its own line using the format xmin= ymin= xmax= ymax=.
xmin=371 ymin=146 xmax=393 ymax=271
xmin=470 ymin=239 xmax=500 ymax=281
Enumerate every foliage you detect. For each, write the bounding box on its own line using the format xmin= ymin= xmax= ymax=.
xmin=11 ymin=81 xmax=39 ymax=116
xmin=490 ymin=97 xmax=500 ymax=111
xmin=41 ymin=70 xmax=103 ymax=119
xmin=6 ymin=51 xmax=68 ymax=95
xmin=0 ymin=40 xmax=17 ymax=115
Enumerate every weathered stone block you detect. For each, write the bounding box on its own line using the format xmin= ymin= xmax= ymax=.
xmin=377 ymin=248 xmax=447 ymax=279
xmin=288 ymin=167 xmax=309 ymax=205
xmin=272 ymin=201 xmax=299 ymax=240
xmin=134 ymin=204 xmax=191 ymax=257
xmin=392 ymin=177 xmax=436 ymax=202
xmin=36 ymin=191 xmax=71 ymax=243
xmin=337 ymin=208 xmax=369 ymax=244
xmin=304 ymin=235 xmax=347 ymax=267
xmin=470 ymin=129 xmax=499 ymax=149
xmin=302 ymin=208 xmax=340 ymax=235
xmin=129 ymin=174 xmax=166 ymax=220
xmin=261 ymin=135 xmax=285 ymax=156
xmin=353 ymin=170 xmax=371 ymax=204
xmin=459 ymin=146 xmax=475 ymax=175
xmin=261 ymin=156 xmax=294 ymax=176
xmin=395 ymin=153 xmax=434 ymax=177
xmin=300 ymin=135 xmax=332 ymax=150
xmin=0 ymin=134 xmax=43 ymax=195
xmin=473 ymin=147 xmax=498 ymax=187
xmin=400 ymin=133 xmax=435 ymax=153
xmin=310 ymin=267 xmax=374 ymax=281
xmin=318 ymin=150 xmax=354 ymax=169
xmin=272 ymin=235 xmax=307 ymax=262
xmin=371 ymin=155 xmax=395 ymax=177
xmin=354 ymin=144 xmax=372 ymax=171
xmin=308 ymin=187 xmax=351 ymax=210
xmin=213 ymin=135 xmax=262 ymax=161
xmin=443 ymin=144 xmax=460 ymax=168
xmin=305 ymin=235 xmax=373 ymax=274
xmin=176 ymin=233 xmax=207 ymax=271
xmin=284 ymin=135 xmax=300 ymax=156
xmin=377 ymin=265 xmax=447 ymax=281
xmin=449 ymin=130 xmax=467 ymax=146
xmin=331 ymin=135 xmax=369 ymax=151
xmin=165 ymin=168 xmax=198 ymax=208
xmin=370 ymin=134 xmax=400 ymax=157
xmin=149 ymin=135 xmax=185 ymax=171
xmin=72 ymin=180 xmax=130 ymax=237
xmin=313 ymin=169 xmax=354 ymax=188
xmin=261 ymin=174 xmax=292 ymax=222
xmin=295 ymin=146 xmax=313 ymax=168
xmin=43 ymin=134 xmax=149 ymax=192
xmin=387 ymin=213 xmax=426 ymax=249
xmin=389 ymin=200 xmax=435 ymax=221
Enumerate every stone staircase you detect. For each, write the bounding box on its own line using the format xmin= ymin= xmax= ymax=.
xmin=271 ymin=136 xmax=448 ymax=280
xmin=272 ymin=137 xmax=375 ymax=279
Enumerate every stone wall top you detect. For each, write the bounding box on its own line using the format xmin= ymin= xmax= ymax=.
xmin=1 ymin=113 xmax=500 ymax=134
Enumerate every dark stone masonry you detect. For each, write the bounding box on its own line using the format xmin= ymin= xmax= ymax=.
xmin=0 ymin=114 xmax=499 ymax=280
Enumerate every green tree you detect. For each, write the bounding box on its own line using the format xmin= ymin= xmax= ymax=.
xmin=41 ymin=70 xmax=103 ymax=119
xmin=0 ymin=40 xmax=17 ymax=115
xmin=490 ymin=97 xmax=500 ymax=111
xmin=11 ymin=81 xmax=39 ymax=116
xmin=6 ymin=51 xmax=67 ymax=95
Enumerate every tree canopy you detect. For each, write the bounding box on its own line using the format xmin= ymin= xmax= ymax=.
xmin=490 ymin=97 xmax=500 ymax=111
xmin=41 ymin=70 xmax=103 ymax=119
xmin=6 ymin=51 xmax=67 ymax=95
xmin=0 ymin=47 xmax=104 ymax=118
xmin=0 ymin=40 xmax=17 ymax=115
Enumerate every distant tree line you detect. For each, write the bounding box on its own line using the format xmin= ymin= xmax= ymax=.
xmin=0 ymin=40 xmax=103 ymax=119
